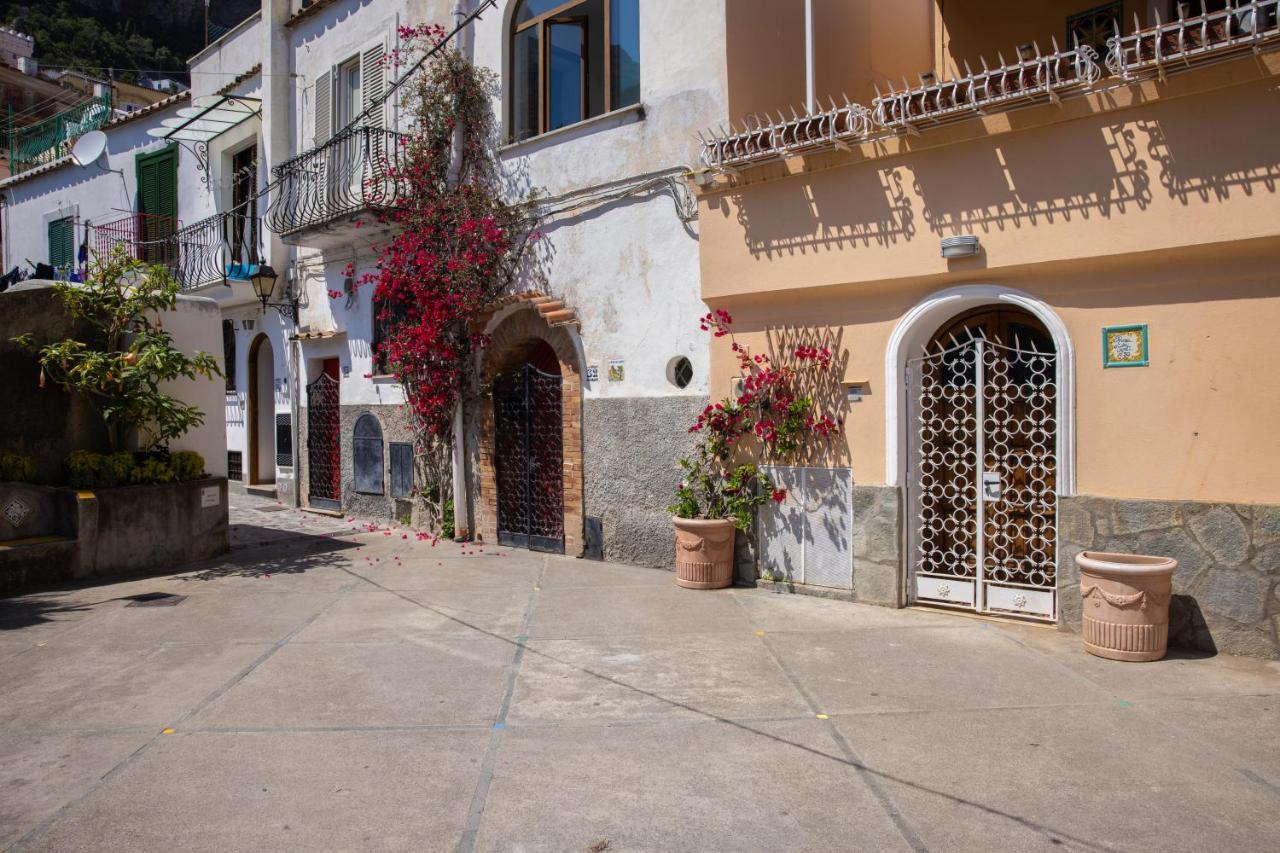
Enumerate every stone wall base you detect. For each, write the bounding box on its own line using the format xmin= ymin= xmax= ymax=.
xmin=583 ymin=395 xmax=707 ymax=570
xmin=1059 ymin=495 xmax=1279 ymax=659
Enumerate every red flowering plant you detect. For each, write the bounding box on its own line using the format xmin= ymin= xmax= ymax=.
xmin=669 ymin=310 xmax=841 ymax=531
xmin=359 ymin=25 xmax=538 ymax=527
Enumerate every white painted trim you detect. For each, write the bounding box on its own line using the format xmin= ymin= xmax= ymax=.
xmin=883 ymin=284 xmax=1076 ymax=496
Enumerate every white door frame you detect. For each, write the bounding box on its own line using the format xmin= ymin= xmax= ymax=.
xmin=885 ymin=285 xmax=1077 ymax=605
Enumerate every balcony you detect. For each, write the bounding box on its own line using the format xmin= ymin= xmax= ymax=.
xmin=171 ymin=210 xmax=263 ymax=291
xmin=701 ymin=1 xmax=1280 ymax=171
xmin=8 ymin=92 xmax=113 ymax=176
xmin=89 ymin=210 xmax=262 ymax=292
xmin=265 ymin=126 xmax=408 ymax=247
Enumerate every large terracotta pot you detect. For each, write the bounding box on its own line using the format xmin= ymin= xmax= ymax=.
xmin=1076 ymin=551 xmax=1177 ymax=662
xmin=672 ymin=517 xmax=736 ymax=589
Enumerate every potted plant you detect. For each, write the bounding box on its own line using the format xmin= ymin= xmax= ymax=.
xmin=668 ymin=311 xmax=840 ymax=589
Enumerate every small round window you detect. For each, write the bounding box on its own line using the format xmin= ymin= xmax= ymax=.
xmin=668 ymin=356 xmax=693 ymax=389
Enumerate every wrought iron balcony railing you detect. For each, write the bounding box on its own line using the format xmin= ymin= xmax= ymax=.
xmin=265 ymin=125 xmax=408 ymax=236
xmin=169 ymin=209 xmax=263 ymax=290
xmin=700 ymin=2 xmax=1280 ymax=171
xmin=8 ymin=92 xmax=112 ymax=175
xmin=91 ymin=209 xmax=262 ymax=291
xmin=1107 ymin=0 xmax=1280 ymax=79
xmin=91 ymin=212 xmax=178 ymax=267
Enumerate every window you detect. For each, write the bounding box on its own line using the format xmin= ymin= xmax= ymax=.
xmin=222 ymin=320 xmax=237 ymax=391
xmin=136 ymin=145 xmax=178 ymax=262
xmin=1067 ymin=2 xmax=1123 ymax=57
xmin=509 ymin=0 xmax=640 ymax=141
xmin=667 ymin=355 xmax=693 ymax=389
xmin=47 ymin=217 xmax=74 ymax=270
xmin=371 ymin=292 xmax=392 ymax=376
xmin=229 ymin=145 xmax=258 ymax=278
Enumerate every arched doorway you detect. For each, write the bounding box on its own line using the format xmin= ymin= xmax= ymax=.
xmin=907 ymin=306 xmax=1059 ymax=621
xmin=247 ymin=334 xmax=276 ymax=485
xmin=493 ymin=340 xmax=564 ymax=552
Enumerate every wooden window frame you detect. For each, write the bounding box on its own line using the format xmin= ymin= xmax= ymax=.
xmin=511 ymin=0 xmax=634 ymax=141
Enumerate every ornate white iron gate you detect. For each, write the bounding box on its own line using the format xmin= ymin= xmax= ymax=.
xmin=908 ymin=331 xmax=1058 ymax=620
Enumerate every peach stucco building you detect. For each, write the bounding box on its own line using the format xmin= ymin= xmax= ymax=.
xmin=694 ymin=1 xmax=1280 ymax=657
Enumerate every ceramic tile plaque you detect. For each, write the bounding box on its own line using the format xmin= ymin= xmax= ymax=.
xmin=607 ymin=359 xmax=624 ymax=382
xmin=4 ymin=497 xmax=30 ymax=527
xmin=1102 ymin=324 xmax=1148 ymax=368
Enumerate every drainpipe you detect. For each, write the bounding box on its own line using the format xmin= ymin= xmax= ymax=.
xmin=449 ymin=0 xmax=475 ymax=540
xmin=804 ymin=0 xmax=816 ymax=113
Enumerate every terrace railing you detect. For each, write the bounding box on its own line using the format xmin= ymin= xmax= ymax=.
xmin=872 ymin=42 xmax=1103 ymax=132
xmin=265 ymin=125 xmax=408 ymax=236
xmin=169 ymin=210 xmax=263 ymax=290
xmin=1107 ymin=0 xmax=1280 ymax=79
xmin=9 ymin=92 xmax=113 ymax=175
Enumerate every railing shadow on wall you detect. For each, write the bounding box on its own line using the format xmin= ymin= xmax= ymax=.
xmin=725 ymin=165 xmax=916 ymax=260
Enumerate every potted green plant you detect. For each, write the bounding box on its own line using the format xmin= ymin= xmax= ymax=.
xmin=668 ymin=311 xmax=840 ymax=589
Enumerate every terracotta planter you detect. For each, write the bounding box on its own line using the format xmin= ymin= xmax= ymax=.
xmin=672 ymin=517 xmax=736 ymax=589
xmin=1076 ymin=551 xmax=1177 ymax=662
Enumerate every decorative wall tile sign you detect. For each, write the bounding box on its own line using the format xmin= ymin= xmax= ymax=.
xmin=200 ymin=486 xmax=221 ymax=508
xmin=4 ymin=497 xmax=31 ymax=527
xmin=585 ymin=364 xmax=599 ymax=383
xmin=1102 ymin=324 xmax=1148 ymax=368
xmin=607 ymin=359 xmax=625 ymax=383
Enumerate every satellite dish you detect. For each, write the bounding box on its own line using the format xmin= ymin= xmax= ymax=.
xmin=71 ymin=131 xmax=108 ymax=168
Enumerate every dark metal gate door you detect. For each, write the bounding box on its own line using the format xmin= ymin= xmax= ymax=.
xmin=494 ymin=363 xmax=564 ymax=553
xmin=307 ymin=372 xmax=341 ymax=510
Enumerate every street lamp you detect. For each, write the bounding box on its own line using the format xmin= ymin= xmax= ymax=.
xmin=250 ymin=265 xmax=295 ymax=320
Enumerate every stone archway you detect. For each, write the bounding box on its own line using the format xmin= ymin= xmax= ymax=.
xmin=478 ymin=305 xmax=584 ymax=556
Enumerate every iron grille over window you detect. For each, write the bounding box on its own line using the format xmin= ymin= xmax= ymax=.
xmin=509 ymin=0 xmax=640 ymax=142
xmin=1067 ymin=2 xmax=1123 ymax=58
xmin=227 ymin=451 xmax=243 ymax=482
xmin=275 ymin=413 xmax=293 ymax=468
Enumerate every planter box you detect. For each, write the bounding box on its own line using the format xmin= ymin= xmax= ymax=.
xmin=0 ymin=478 xmax=229 ymax=594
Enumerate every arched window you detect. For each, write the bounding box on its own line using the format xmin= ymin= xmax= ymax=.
xmin=510 ymin=0 xmax=640 ymax=141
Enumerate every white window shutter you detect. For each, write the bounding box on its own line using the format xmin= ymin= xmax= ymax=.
xmin=314 ymin=68 xmax=332 ymax=145
xmin=362 ymin=44 xmax=385 ymax=128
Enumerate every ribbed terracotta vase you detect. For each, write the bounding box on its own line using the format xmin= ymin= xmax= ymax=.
xmin=1076 ymin=551 xmax=1177 ymax=662
xmin=672 ymin=517 xmax=736 ymax=589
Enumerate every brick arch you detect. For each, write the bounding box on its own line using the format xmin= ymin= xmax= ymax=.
xmin=477 ymin=305 xmax=584 ymax=555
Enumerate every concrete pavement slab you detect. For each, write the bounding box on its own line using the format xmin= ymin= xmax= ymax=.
xmin=529 ymin=585 xmax=753 ymax=639
xmin=472 ymin=719 xmax=914 ymax=852
xmin=537 ymin=557 xmax=672 ymax=589
xmin=509 ymin=632 xmax=813 ymax=724
xmin=0 ymin=640 xmax=276 ymax=730
xmin=0 ymin=732 xmax=153 ymax=850
xmin=190 ymin=636 xmax=515 ymax=729
xmin=730 ymin=588 xmax=960 ymax=633
xmin=832 ymin=703 xmax=1280 ymax=852
xmin=763 ymin=622 xmax=1116 ymax=714
xmin=22 ymin=729 xmax=489 ymax=852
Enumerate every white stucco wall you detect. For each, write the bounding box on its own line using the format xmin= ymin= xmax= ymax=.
xmin=163 ymin=294 xmax=230 ymax=476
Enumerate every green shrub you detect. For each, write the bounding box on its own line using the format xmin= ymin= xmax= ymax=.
xmin=0 ymin=450 xmax=37 ymax=483
xmin=169 ymin=450 xmax=205 ymax=481
xmin=100 ymin=452 xmax=135 ymax=487
xmin=441 ymin=498 xmax=455 ymax=539
xmin=131 ymin=457 xmax=175 ymax=485
xmin=66 ymin=450 xmax=102 ymax=489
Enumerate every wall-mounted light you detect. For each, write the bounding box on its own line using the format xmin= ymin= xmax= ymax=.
xmin=251 ymin=265 xmax=296 ymax=321
xmin=941 ymin=235 xmax=980 ymax=259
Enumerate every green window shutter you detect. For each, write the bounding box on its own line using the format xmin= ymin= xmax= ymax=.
xmin=136 ymin=145 xmax=177 ymax=220
xmin=48 ymin=218 xmax=73 ymax=268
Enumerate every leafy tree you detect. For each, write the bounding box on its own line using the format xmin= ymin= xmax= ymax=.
xmin=15 ymin=247 xmax=221 ymax=452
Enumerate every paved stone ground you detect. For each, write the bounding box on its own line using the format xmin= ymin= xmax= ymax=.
xmin=1 ymin=496 xmax=1278 ymax=852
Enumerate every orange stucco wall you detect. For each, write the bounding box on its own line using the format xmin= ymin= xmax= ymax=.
xmin=725 ymin=0 xmax=934 ymax=121
xmin=698 ymin=66 xmax=1280 ymax=506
